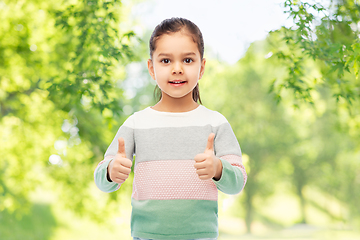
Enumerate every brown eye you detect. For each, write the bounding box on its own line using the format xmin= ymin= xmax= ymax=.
xmin=184 ymin=58 xmax=193 ymax=63
xmin=161 ymin=59 xmax=170 ymax=64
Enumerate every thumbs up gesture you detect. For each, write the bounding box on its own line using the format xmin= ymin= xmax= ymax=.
xmin=194 ymin=133 xmax=223 ymax=181
xmin=107 ymin=137 xmax=133 ymax=184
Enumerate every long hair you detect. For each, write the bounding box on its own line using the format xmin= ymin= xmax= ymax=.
xmin=150 ymin=17 xmax=204 ymax=104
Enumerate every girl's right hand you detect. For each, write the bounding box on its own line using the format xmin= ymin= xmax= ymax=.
xmin=107 ymin=137 xmax=133 ymax=184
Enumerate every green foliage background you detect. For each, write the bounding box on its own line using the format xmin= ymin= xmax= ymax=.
xmin=0 ymin=0 xmax=359 ymax=239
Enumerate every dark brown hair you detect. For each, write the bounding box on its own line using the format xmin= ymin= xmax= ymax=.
xmin=149 ymin=17 xmax=204 ymax=104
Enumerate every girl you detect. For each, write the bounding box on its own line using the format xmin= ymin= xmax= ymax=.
xmin=94 ymin=17 xmax=247 ymax=240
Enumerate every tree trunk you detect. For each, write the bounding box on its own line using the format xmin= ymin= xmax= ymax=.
xmin=297 ymin=184 xmax=307 ymax=224
xmin=245 ymin=190 xmax=253 ymax=233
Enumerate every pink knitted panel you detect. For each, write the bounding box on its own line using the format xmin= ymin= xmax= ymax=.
xmin=132 ymin=160 xmax=218 ymax=201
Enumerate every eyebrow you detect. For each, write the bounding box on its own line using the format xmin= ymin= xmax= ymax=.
xmin=157 ymin=52 xmax=197 ymax=57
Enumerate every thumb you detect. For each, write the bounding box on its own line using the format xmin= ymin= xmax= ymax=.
xmin=205 ymin=133 xmax=215 ymax=152
xmin=117 ymin=137 xmax=126 ymax=158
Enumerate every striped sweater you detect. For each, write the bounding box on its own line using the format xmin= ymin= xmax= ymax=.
xmin=94 ymin=105 xmax=247 ymax=239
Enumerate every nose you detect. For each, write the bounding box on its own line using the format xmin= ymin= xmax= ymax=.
xmin=172 ymin=62 xmax=183 ymax=74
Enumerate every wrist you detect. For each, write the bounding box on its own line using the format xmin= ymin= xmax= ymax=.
xmin=213 ymin=158 xmax=223 ymax=181
xmin=106 ymin=160 xmax=113 ymax=182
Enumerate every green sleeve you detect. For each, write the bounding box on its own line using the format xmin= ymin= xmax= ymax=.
xmin=94 ymin=158 xmax=120 ymax=193
xmin=213 ymin=158 xmax=245 ymax=195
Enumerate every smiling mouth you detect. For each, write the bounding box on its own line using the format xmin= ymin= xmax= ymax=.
xmin=169 ymin=80 xmax=187 ymax=84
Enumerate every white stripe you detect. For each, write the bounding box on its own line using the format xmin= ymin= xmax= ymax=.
xmin=123 ymin=105 xmax=229 ymax=129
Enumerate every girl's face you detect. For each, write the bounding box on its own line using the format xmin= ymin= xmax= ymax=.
xmin=148 ymin=31 xmax=206 ymax=102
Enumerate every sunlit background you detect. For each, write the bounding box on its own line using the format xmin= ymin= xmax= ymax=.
xmin=131 ymin=0 xmax=291 ymax=64
xmin=1 ymin=0 xmax=360 ymax=239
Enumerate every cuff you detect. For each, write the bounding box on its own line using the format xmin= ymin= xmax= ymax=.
xmin=212 ymin=158 xmax=244 ymax=195
xmin=94 ymin=158 xmax=120 ymax=193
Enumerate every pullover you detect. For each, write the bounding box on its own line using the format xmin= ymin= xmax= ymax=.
xmin=94 ymin=105 xmax=247 ymax=239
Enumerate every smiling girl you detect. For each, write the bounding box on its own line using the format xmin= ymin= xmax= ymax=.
xmin=94 ymin=17 xmax=247 ymax=240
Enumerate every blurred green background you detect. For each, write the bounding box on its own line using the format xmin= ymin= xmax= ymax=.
xmin=1 ymin=0 xmax=359 ymax=239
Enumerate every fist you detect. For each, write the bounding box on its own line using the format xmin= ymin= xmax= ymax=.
xmin=194 ymin=133 xmax=222 ymax=181
xmin=107 ymin=137 xmax=133 ymax=184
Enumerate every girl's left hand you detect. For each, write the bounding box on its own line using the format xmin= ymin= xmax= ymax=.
xmin=194 ymin=133 xmax=223 ymax=181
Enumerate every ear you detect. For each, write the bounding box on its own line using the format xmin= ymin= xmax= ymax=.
xmin=147 ymin=59 xmax=156 ymax=80
xmin=199 ymin=58 xmax=206 ymax=80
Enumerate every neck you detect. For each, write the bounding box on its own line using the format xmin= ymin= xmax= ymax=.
xmin=151 ymin=92 xmax=199 ymax=112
